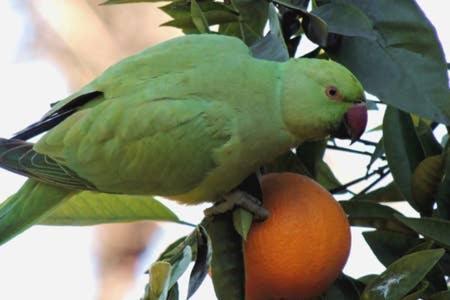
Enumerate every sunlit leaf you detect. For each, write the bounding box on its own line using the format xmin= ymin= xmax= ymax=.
xmin=361 ymin=249 xmax=445 ymax=300
xmin=148 ymin=261 xmax=172 ymax=300
xmin=232 ymin=208 xmax=253 ymax=240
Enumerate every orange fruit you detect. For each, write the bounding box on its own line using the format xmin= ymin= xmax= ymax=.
xmin=244 ymin=172 xmax=351 ymax=300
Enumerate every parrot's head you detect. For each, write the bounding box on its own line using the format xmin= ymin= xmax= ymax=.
xmin=281 ymin=58 xmax=367 ymax=143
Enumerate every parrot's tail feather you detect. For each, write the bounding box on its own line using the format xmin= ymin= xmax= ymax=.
xmin=0 ymin=138 xmax=97 ymax=190
xmin=0 ymin=179 xmax=72 ymax=246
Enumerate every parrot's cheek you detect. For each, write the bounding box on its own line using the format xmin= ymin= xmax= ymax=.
xmin=332 ymin=103 xmax=368 ymax=142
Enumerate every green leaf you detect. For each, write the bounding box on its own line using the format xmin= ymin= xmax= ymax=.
xmin=250 ymin=3 xmax=289 ymax=62
xmin=436 ymin=147 xmax=450 ymax=219
xmin=167 ymin=283 xmax=179 ymax=300
xmin=219 ymin=0 xmax=268 ymax=45
xmin=395 ymin=215 xmax=450 ymax=249
xmin=411 ymin=155 xmax=444 ymax=216
xmin=101 ymin=0 xmax=165 ymax=4
xmin=161 ymin=1 xmax=238 ymax=33
xmin=168 ymin=246 xmax=192 ymax=289
xmin=429 ymin=290 xmax=450 ymax=300
xmin=383 ymin=107 xmax=426 ymax=212
xmin=316 ymin=160 xmax=342 ymax=191
xmin=311 ymin=2 xmax=376 ymax=40
xmin=415 ymin=120 xmax=443 ymax=157
xmin=204 ymin=213 xmax=245 ymax=300
xmin=232 ymin=208 xmax=253 ymax=240
xmin=363 ymin=230 xmax=422 ymax=267
xmin=41 ymin=192 xmax=179 ymax=225
xmin=340 ymin=200 xmax=414 ymax=234
xmin=187 ymin=225 xmax=212 ymax=299
xmin=320 ymin=274 xmax=364 ymax=299
xmin=352 ymin=182 xmax=404 ymax=203
xmin=191 ymin=0 xmax=209 ymax=33
xmin=296 ymin=140 xmax=327 ymax=178
xmin=326 ymin=0 xmax=450 ymax=125
xmin=361 ymin=249 xmax=445 ymax=300
xmin=264 ymin=151 xmax=311 ymax=176
xmin=149 ymin=261 xmax=172 ymax=300
xmin=274 ymin=0 xmax=329 ymax=46
xmin=401 ymin=281 xmax=429 ymax=300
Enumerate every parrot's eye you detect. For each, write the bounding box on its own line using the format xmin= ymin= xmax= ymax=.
xmin=325 ymin=86 xmax=342 ymax=101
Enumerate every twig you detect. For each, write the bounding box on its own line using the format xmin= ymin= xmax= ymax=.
xmin=356 ymin=139 xmax=378 ymax=147
xmin=326 ymin=144 xmax=376 ymax=157
xmin=358 ymin=169 xmax=390 ymax=195
xmin=329 ymin=165 xmax=389 ymax=194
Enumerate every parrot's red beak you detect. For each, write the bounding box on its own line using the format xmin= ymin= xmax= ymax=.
xmin=333 ymin=103 xmax=368 ymax=143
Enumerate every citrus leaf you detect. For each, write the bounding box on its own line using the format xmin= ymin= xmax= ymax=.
xmin=316 ymin=160 xmax=342 ymax=191
xmin=383 ymin=106 xmax=426 ymax=212
xmin=149 ymin=261 xmax=172 ymax=300
xmin=250 ymin=3 xmax=289 ymax=62
xmin=401 ymin=281 xmax=429 ymax=300
xmin=429 ymin=290 xmax=450 ymax=300
xmin=204 ymin=213 xmax=245 ymax=300
xmin=363 ymin=230 xmax=421 ymax=267
xmin=411 ymin=155 xmax=444 ymax=216
xmin=187 ymin=225 xmax=212 ymax=299
xmin=219 ymin=0 xmax=268 ymax=45
xmin=361 ymin=249 xmax=445 ymax=300
xmin=40 ymin=192 xmax=180 ymax=225
xmin=340 ymin=200 xmax=414 ymax=234
xmin=264 ymin=151 xmax=311 ymax=176
xmin=167 ymin=283 xmax=179 ymax=300
xmin=326 ymin=0 xmax=450 ymax=124
xmin=415 ymin=120 xmax=443 ymax=157
xmin=232 ymin=208 xmax=253 ymax=240
xmin=352 ymin=182 xmax=404 ymax=203
xmin=311 ymin=2 xmax=376 ymax=40
xmin=366 ymin=137 xmax=384 ymax=171
xmin=395 ymin=216 xmax=450 ymax=249
xmin=101 ymin=0 xmax=165 ymax=4
xmin=274 ymin=0 xmax=329 ymax=46
xmin=436 ymin=147 xmax=450 ymax=219
xmin=191 ymin=0 xmax=209 ymax=33
xmin=296 ymin=140 xmax=327 ymax=178
xmin=320 ymin=274 xmax=364 ymax=299
xmin=168 ymin=246 xmax=192 ymax=289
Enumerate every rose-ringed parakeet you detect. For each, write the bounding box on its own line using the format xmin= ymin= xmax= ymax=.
xmin=0 ymin=34 xmax=367 ymax=245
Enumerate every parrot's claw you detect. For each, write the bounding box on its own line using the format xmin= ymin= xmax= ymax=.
xmin=204 ymin=190 xmax=269 ymax=221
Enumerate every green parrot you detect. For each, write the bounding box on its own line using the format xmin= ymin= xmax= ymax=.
xmin=0 ymin=34 xmax=367 ymax=244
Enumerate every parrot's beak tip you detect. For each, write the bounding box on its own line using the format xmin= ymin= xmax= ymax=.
xmin=332 ymin=102 xmax=368 ymax=142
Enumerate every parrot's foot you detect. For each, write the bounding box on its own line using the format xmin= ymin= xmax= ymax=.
xmin=204 ymin=190 xmax=269 ymax=221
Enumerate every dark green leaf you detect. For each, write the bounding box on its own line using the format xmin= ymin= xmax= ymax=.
xmin=401 ymin=281 xmax=429 ymax=300
xmin=361 ymin=249 xmax=445 ymax=300
xmin=352 ymin=182 xmax=404 ymax=203
xmin=161 ymin=1 xmax=238 ymax=33
xmin=250 ymin=3 xmax=289 ymax=62
xmin=101 ymin=0 xmax=164 ymax=4
xmin=296 ymin=140 xmax=327 ymax=178
xmin=340 ymin=200 xmax=414 ymax=234
xmin=219 ymin=0 xmax=268 ymax=45
xmin=274 ymin=0 xmax=329 ymax=46
xmin=396 ymin=215 xmax=450 ymax=249
xmin=187 ymin=225 xmax=212 ymax=299
xmin=158 ymin=236 xmax=189 ymax=262
xmin=316 ymin=160 xmax=342 ymax=191
xmin=232 ymin=208 xmax=253 ymax=240
xmin=320 ymin=273 xmax=364 ymax=299
xmin=191 ymin=0 xmax=209 ymax=33
xmin=363 ymin=230 xmax=421 ymax=267
xmin=358 ymin=274 xmax=377 ymax=286
xmin=168 ymin=246 xmax=192 ymax=288
xmin=167 ymin=283 xmax=179 ymax=300
xmin=411 ymin=155 xmax=444 ymax=216
xmin=429 ymin=290 xmax=450 ymax=300
xmin=326 ymin=0 xmax=450 ymax=124
xmin=436 ymin=147 xmax=450 ymax=219
xmin=311 ymin=2 xmax=376 ymax=40
xmin=41 ymin=192 xmax=180 ymax=225
xmin=204 ymin=213 xmax=244 ymax=300
xmin=415 ymin=120 xmax=443 ymax=157
xmin=383 ymin=107 xmax=426 ymax=212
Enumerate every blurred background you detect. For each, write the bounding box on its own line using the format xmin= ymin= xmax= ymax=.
xmin=0 ymin=1 xmax=448 ymax=299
